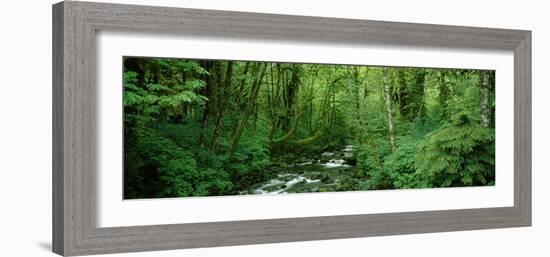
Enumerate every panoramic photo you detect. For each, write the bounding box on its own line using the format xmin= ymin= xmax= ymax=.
xmin=122 ymin=57 xmax=495 ymax=199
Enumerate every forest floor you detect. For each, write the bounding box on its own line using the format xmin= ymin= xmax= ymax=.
xmin=241 ymin=145 xmax=362 ymax=195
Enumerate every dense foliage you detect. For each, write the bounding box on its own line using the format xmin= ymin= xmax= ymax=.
xmin=123 ymin=57 xmax=495 ymax=199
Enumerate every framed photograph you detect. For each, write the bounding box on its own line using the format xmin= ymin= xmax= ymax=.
xmin=52 ymin=1 xmax=531 ymax=256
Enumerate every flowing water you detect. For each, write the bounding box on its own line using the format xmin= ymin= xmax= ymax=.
xmin=242 ymin=145 xmax=358 ymax=195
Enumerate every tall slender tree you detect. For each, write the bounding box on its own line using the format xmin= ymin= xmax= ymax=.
xmin=383 ymin=67 xmax=397 ymax=153
xmin=479 ymin=70 xmax=491 ymax=127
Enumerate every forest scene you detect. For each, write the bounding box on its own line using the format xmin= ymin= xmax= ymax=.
xmin=123 ymin=57 xmax=495 ymax=199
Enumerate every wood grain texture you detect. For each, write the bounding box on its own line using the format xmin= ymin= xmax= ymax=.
xmin=52 ymin=2 xmax=65 ymax=255
xmin=514 ymin=32 xmax=532 ymax=224
xmin=52 ymin=1 xmax=532 ymax=256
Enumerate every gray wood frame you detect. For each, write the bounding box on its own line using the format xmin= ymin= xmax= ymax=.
xmin=52 ymin=1 xmax=531 ymax=256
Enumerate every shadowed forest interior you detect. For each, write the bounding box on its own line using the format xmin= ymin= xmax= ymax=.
xmin=123 ymin=57 xmax=495 ymax=199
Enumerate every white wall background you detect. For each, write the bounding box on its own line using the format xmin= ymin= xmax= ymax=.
xmin=0 ymin=0 xmax=547 ymax=256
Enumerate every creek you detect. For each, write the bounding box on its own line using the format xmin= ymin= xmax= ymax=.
xmin=242 ymin=145 xmax=359 ymax=195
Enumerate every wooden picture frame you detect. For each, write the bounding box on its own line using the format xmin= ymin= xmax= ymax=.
xmin=52 ymin=1 xmax=531 ymax=256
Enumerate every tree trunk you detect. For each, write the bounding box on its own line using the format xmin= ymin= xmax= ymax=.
xmin=270 ymin=110 xmax=304 ymax=146
xmin=479 ymin=70 xmax=491 ymax=127
xmin=330 ymin=90 xmax=336 ymax=130
xmin=347 ymin=67 xmax=364 ymax=144
xmin=307 ymin=68 xmax=319 ymax=134
xmin=209 ymin=62 xmax=234 ymax=150
xmin=383 ymin=68 xmax=397 ymax=153
xmin=414 ymin=70 xmax=427 ymax=122
xmin=438 ymin=71 xmax=450 ymax=121
xmin=282 ymin=66 xmax=300 ymax=131
xmin=395 ymin=69 xmax=406 ymax=117
xmin=270 ymin=88 xmax=317 ymax=150
xmin=230 ymin=62 xmax=250 ymax=137
xmin=268 ymin=64 xmax=283 ymax=141
xmin=230 ymin=63 xmax=267 ymax=153
xmin=198 ymin=61 xmax=213 ymax=147
xmin=359 ymin=67 xmax=370 ymax=138
xmin=267 ymin=63 xmax=275 ymax=121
